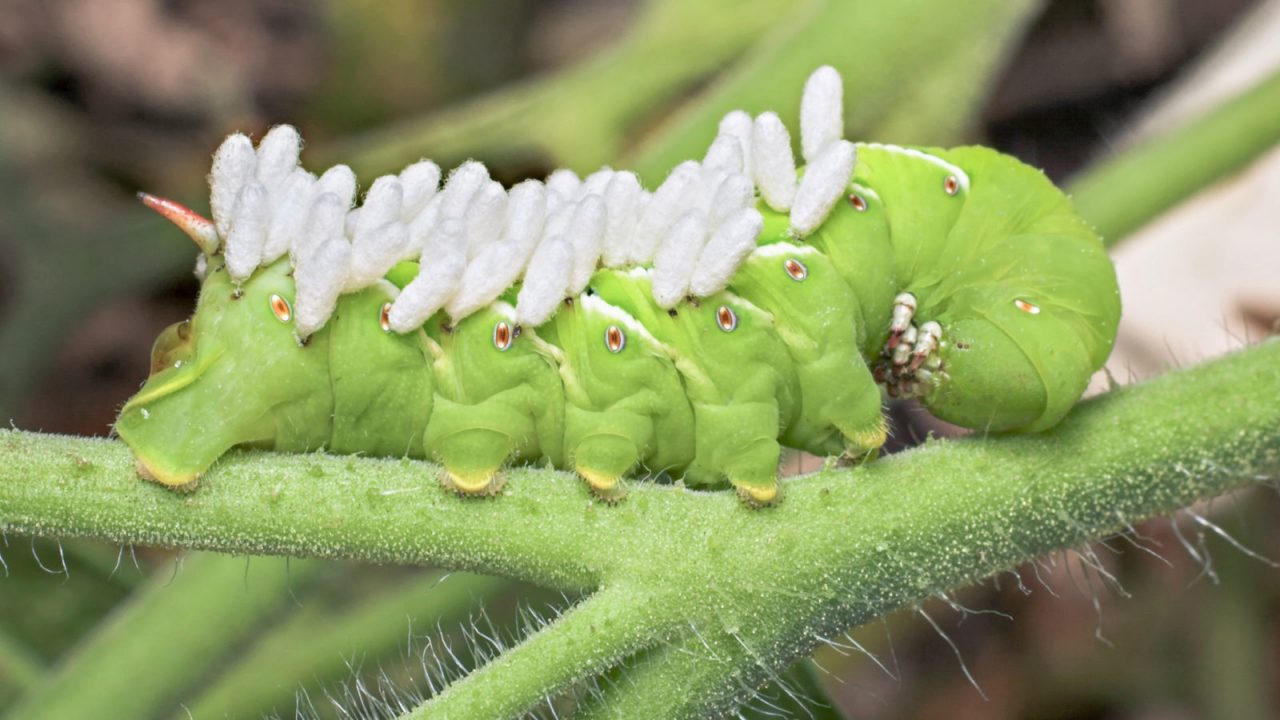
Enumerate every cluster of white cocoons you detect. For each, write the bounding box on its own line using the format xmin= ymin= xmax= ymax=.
xmin=207 ymin=66 xmax=858 ymax=338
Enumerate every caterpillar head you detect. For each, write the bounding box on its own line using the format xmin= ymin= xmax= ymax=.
xmin=116 ymin=197 xmax=334 ymax=488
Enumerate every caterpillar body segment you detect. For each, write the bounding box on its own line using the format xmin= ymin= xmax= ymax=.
xmin=587 ymin=270 xmax=804 ymax=504
xmin=727 ymin=243 xmax=885 ymax=459
xmin=537 ymin=295 xmax=695 ymax=501
xmin=831 ymin=145 xmax=1120 ymax=431
xmin=419 ymin=303 xmax=564 ymax=494
xmin=117 ymin=66 xmax=1120 ymax=504
xmin=119 ymin=259 xmax=337 ymax=487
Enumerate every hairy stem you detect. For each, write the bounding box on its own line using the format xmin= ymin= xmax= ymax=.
xmin=180 ymin=570 xmax=507 ymax=720
xmin=4 ymin=553 xmax=322 ymax=720
xmin=407 ymin=585 xmax=667 ymax=719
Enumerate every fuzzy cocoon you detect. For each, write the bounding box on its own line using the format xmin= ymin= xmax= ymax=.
xmin=752 ymin=112 xmax=796 ymax=212
xmin=314 ymin=165 xmax=357 ymax=209
xmin=439 ymin=161 xmax=489 ymax=220
xmin=255 ymin=125 xmax=302 ymax=195
xmin=630 ymin=160 xmax=699 ymax=264
xmin=209 ymin=133 xmax=257 ymax=239
xmin=652 ymin=210 xmax=708 ymax=309
xmin=516 ymin=236 xmax=573 ymax=326
xmin=224 ymin=182 xmax=269 ymax=281
xmin=388 ymin=230 xmax=466 ymax=333
xmin=799 ymin=66 xmax=843 ymax=163
xmin=464 ymin=181 xmax=509 ymax=260
xmin=346 ymin=222 xmax=410 ymax=291
xmin=399 ymin=160 xmax=441 ymax=219
xmin=355 ymin=176 xmax=404 ymax=241
xmin=566 ymin=194 xmax=606 ymax=296
xmin=690 ymin=207 xmax=763 ymax=297
xmin=502 ymin=180 xmax=549 ymax=258
xmin=717 ymin=110 xmax=755 ymax=177
xmin=294 ymin=233 xmax=352 ymax=338
xmin=790 ymin=140 xmax=856 ymax=236
xmin=601 ymin=172 xmax=642 ymax=267
xmin=262 ymin=168 xmax=317 ymax=263
xmin=291 ymin=192 xmax=347 ymax=269
xmin=546 ymin=169 xmax=582 ymax=207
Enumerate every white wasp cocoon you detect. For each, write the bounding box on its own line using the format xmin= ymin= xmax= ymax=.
xmin=546 ymin=169 xmax=582 ymax=207
xmin=446 ymin=229 xmax=530 ymax=322
xmin=399 ymin=160 xmax=441 ymax=219
xmin=800 ymin=66 xmax=843 ymax=162
xmin=294 ymin=233 xmax=352 ymax=338
xmin=602 ymin=172 xmax=642 ymax=268
xmin=255 ymin=125 xmax=302 ymax=195
xmin=209 ymin=133 xmax=257 ymax=239
xmin=314 ymin=165 xmax=357 ymax=209
xmin=262 ymin=168 xmax=316 ymax=263
xmin=407 ymin=194 xmax=444 ymax=256
xmin=630 ymin=160 xmax=699 ymax=264
xmin=516 ymin=236 xmax=573 ymax=327
xmin=581 ymin=168 xmax=615 ymax=197
xmin=346 ymin=222 xmax=409 ymax=292
xmin=291 ymin=192 xmax=347 ymax=268
xmin=389 ymin=229 xmax=466 ymax=333
xmin=439 ymin=161 xmax=489 ymax=220
xmin=542 ymin=201 xmax=577 ymax=255
xmin=464 ymin=181 xmax=509 ymax=260
xmin=708 ymin=173 xmax=754 ymax=228
xmin=752 ymin=112 xmax=797 ymax=212
xmin=652 ymin=211 xmax=708 ymax=309
xmin=501 ymin=180 xmax=549 ymax=258
xmin=717 ymin=110 xmax=755 ymax=177
xmin=790 ymin=140 xmax=856 ymax=237
xmin=566 ymin=194 xmax=606 ymax=296
xmin=224 ymin=182 xmax=269 ymax=282
xmin=690 ymin=168 xmax=729 ymax=217
xmin=355 ymin=176 xmax=404 ymax=240
xmin=190 ymin=65 xmax=877 ymax=334
xmin=703 ymin=133 xmax=745 ymax=174
xmin=689 ymin=207 xmax=763 ymax=297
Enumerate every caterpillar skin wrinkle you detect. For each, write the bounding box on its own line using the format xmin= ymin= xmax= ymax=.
xmin=116 ymin=67 xmax=1120 ymax=505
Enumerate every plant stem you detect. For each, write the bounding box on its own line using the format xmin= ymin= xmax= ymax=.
xmin=406 ymin=585 xmax=667 ymax=719
xmin=178 ymin=570 xmax=506 ymax=720
xmin=1068 ymin=68 xmax=1280 ymax=246
xmin=4 ymin=552 xmax=322 ymax=720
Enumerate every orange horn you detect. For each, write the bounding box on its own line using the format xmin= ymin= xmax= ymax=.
xmin=137 ymin=192 xmax=220 ymax=254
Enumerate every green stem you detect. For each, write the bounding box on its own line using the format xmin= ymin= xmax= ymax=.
xmin=407 ymin=585 xmax=667 ymax=719
xmin=4 ymin=552 xmax=322 ymax=720
xmin=178 ymin=571 xmax=507 ymax=720
xmin=1068 ymin=69 xmax=1280 ymax=246
xmin=0 ymin=629 xmax=43 ymax=694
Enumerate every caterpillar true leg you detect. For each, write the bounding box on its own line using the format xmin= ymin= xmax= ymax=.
xmin=887 ymin=292 xmax=918 ymax=350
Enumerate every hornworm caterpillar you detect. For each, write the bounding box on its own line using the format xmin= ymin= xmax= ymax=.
xmin=116 ymin=67 xmax=1120 ymax=504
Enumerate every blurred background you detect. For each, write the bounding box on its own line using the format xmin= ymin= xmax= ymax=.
xmin=1 ymin=0 xmax=1278 ymax=718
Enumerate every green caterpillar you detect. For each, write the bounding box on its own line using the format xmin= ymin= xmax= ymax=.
xmin=116 ymin=67 xmax=1120 ymax=505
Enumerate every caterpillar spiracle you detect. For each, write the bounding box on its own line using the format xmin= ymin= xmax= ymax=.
xmin=116 ymin=66 xmax=1120 ymax=505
